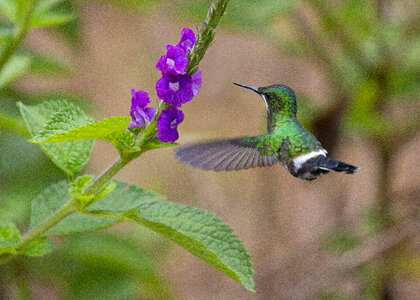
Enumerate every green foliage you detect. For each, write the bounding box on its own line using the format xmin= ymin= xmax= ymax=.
xmin=30 ymin=11 xmax=73 ymax=27
xmin=69 ymin=175 xmax=94 ymax=197
xmin=29 ymin=101 xmax=94 ymax=138
xmin=88 ymin=181 xmax=255 ymax=292
xmin=69 ymin=175 xmax=116 ymax=203
xmin=0 ymin=55 xmax=31 ymax=89
xmin=0 ymin=0 xmax=258 ymax=295
xmin=392 ymin=251 xmax=420 ymax=278
xmin=31 ymin=115 xmax=132 ymax=152
xmin=363 ymin=205 xmax=384 ymax=236
xmin=30 ymin=231 xmax=172 ymax=300
xmin=0 ymin=112 xmax=29 ymax=136
xmin=0 ymin=130 xmax=66 ymax=224
xmin=325 ymin=229 xmax=359 ymax=254
xmin=0 ymin=0 xmax=17 ymax=22
xmin=28 ymin=50 xmax=72 ymax=76
xmin=316 ymin=291 xmax=346 ymax=300
xmin=30 ymin=181 xmax=119 ymax=235
xmin=104 ymin=0 xmax=166 ymax=12
xmin=18 ymin=236 xmax=54 ymax=257
xmin=0 ymin=22 xmax=13 ymax=41
xmin=27 ymin=179 xmax=255 ymax=291
xmin=18 ymin=100 xmax=94 ymax=176
xmin=140 ymin=136 xmax=178 ymax=152
xmin=30 ymin=0 xmax=73 ymax=28
xmin=359 ymin=260 xmax=388 ymax=300
xmin=0 ymin=223 xmax=20 ymax=254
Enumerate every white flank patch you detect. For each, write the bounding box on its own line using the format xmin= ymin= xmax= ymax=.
xmin=260 ymin=94 xmax=269 ymax=113
xmin=293 ymin=149 xmax=327 ymax=170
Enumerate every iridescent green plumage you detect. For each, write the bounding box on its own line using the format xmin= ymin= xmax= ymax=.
xmin=176 ymin=83 xmax=358 ymax=180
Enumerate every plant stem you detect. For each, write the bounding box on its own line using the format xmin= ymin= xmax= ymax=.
xmin=0 ymin=0 xmax=38 ymax=72
xmin=185 ymin=0 xmax=230 ymax=74
xmin=83 ymin=157 xmax=129 ymax=195
xmin=1 ymin=200 xmax=77 ymax=263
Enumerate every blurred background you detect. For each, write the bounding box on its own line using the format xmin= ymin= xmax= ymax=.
xmin=0 ymin=0 xmax=419 ymax=299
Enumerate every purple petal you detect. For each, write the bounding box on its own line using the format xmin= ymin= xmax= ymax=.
xmin=192 ymin=70 xmax=202 ymax=96
xmin=156 ymin=55 xmax=168 ymax=74
xmin=177 ymin=75 xmax=194 ymax=105
xmin=156 ymin=45 xmax=188 ymax=75
xmin=156 ymin=74 xmax=194 ymax=107
xmin=157 ymin=107 xmax=184 ymax=143
xmin=178 ymin=28 xmax=196 ymax=52
xmin=156 ymin=76 xmax=180 ymax=107
xmin=127 ymin=119 xmax=141 ymax=129
xmin=128 ymin=89 xmax=155 ymax=129
xmin=130 ymin=89 xmax=150 ymax=111
xmin=144 ymin=107 xmax=157 ymax=123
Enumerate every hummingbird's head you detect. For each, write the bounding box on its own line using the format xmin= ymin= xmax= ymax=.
xmin=233 ymin=83 xmax=297 ymax=116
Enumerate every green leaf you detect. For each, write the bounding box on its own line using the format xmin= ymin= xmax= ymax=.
xmin=34 ymin=0 xmax=65 ymax=14
xmin=30 ymin=12 xmax=73 ymax=27
xmin=69 ymin=175 xmax=94 ymax=203
xmin=19 ymin=236 xmax=54 ymax=257
xmin=0 ymin=55 xmax=31 ymax=89
xmin=31 ymin=231 xmax=171 ymax=300
xmin=116 ymin=129 xmax=136 ymax=151
xmin=0 ymin=223 xmax=20 ymax=254
xmin=29 ymin=50 xmax=72 ymax=76
xmin=30 ymin=181 xmax=119 ymax=235
xmin=392 ymin=251 xmax=420 ymax=278
xmin=31 ymin=115 xmax=131 ymax=151
xmin=94 ymin=181 xmax=117 ymax=202
xmin=316 ymin=291 xmax=346 ymax=300
xmin=0 ymin=0 xmax=17 ymax=22
xmin=141 ymin=137 xmax=178 ymax=152
xmin=69 ymin=175 xmax=93 ymax=197
xmin=0 ymin=112 xmax=29 ymax=136
xmin=30 ymin=180 xmax=255 ymax=291
xmin=102 ymin=0 xmax=166 ymax=12
xmin=0 ymin=22 xmax=14 ymax=41
xmin=11 ymin=89 xmax=95 ymax=113
xmin=53 ymin=1 xmax=80 ymax=46
xmin=88 ymin=181 xmax=255 ymax=292
xmin=325 ymin=229 xmax=359 ymax=254
xmin=18 ymin=100 xmax=94 ymax=176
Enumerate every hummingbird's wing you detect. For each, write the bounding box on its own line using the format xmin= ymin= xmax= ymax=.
xmin=175 ymin=136 xmax=278 ymax=171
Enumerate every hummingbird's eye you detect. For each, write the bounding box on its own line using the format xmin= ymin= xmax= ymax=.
xmin=265 ymin=93 xmax=271 ymax=100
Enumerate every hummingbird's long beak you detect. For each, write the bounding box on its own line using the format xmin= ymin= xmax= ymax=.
xmin=233 ymin=83 xmax=260 ymax=94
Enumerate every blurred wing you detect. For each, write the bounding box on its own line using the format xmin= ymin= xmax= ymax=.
xmin=175 ymin=136 xmax=278 ymax=171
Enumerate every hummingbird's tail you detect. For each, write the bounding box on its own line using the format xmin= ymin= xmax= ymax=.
xmin=317 ymin=157 xmax=359 ymax=174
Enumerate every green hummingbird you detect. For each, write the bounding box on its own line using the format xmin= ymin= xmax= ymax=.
xmin=175 ymin=83 xmax=359 ymax=180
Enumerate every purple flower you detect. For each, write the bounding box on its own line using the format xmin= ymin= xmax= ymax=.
xmin=156 ymin=71 xmax=202 ymax=107
xmin=128 ymin=89 xmax=156 ymax=129
xmin=157 ymin=107 xmax=184 ymax=143
xmin=177 ymin=28 xmax=196 ymax=52
xmin=191 ymin=70 xmax=202 ymax=96
xmin=156 ymin=44 xmax=188 ymax=76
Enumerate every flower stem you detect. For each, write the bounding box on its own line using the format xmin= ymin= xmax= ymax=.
xmin=0 ymin=0 xmax=38 ymax=71
xmin=83 ymin=157 xmax=129 ymax=196
xmin=5 ymin=199 xmax=77 ymax=263
xmin=185 ymin=0 xmax=230 ymax=74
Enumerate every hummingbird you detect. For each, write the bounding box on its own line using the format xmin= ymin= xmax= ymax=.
xmin=175 ymin=83 xmax=359 ymax=180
